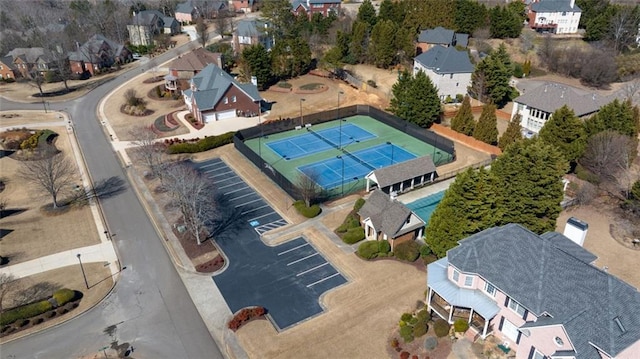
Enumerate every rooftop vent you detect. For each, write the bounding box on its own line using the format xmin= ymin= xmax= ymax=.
xmin=614 ymin=316 xmax=626 ymax=334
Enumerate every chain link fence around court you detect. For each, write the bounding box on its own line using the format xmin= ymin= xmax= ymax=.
xmin=234 ymin=105 xmax=457 ymax=201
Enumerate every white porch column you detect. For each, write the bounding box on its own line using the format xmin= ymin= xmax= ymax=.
xmin=427 ymin=287 xmax=433 ymax=310
xmin=448 ymin=306 xmax=454 ymax=323
xmin=468 ymin=308 xmax=474 ymax=323
xmin=430 ymin=172 xmax=435 ymax=182
xmin=417 ymin=227 xmax=423 ymax=238
xmin=366 ymin=178 xmax=370 ymax=192
xmin=482 ymin=318 xmax=489 ymax=338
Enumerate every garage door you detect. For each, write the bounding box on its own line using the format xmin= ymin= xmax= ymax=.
xmin=203 ymin=112 xmax=216 ymax=124
xmin=216 ymin=109 xmax=236 ymax=120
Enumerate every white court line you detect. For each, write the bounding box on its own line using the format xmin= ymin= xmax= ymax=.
xmin=218 ymin=181 xmax=245 ymax=190
xmin=199 ymin=162 xmax=224 ymax=169
xmin=306 ymin=273 xmax=341 ymax=288
xmin=224 ymin=186 xmax=249 ymax=195
xmin=234 ymin=198 xmax=262 ymax=208
xmin=287 ymin=253 xmax=318 ymax=266
xmin=277 ymin=243 xmax=309 ymax=256
xmin=242 ymin=204 xmax=270 ymax=215
xmin=296 ymin=262 xmax=329 ymax=276
xmin=247 ymin=211 xmax=276 ymax=222
xmin=228 ymin=192 xmax=254 ymax=201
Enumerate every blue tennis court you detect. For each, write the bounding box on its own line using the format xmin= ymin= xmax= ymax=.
xmin=298 ymin=143 xmax=416 ymax=189
xmin=266 ymin=123 xmax=376 ymax=160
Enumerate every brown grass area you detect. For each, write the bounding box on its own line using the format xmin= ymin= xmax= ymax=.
xmin=0 ymin=123 xmax=99 ymax=265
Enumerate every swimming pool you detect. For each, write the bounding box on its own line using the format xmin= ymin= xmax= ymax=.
xmin=406 ymin=191 xmax=445 ymax=224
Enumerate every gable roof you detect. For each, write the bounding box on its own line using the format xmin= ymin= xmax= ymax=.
xmin=185 ymin=63 xmax=261 ymax=111
xmin=176 ymin=1 xmax=195 ymax=14
xmin=368 ymin=156 xmax=436 ymax=189
xmin=5 ymin=47 xmax=55 ymax=64
xmin=513 ymin=82 xmax=612 ymax=117
xmin=132 ymin=10 xmax=164 ymax=26
xmin=447 ymin=223 xmax=640 ymax=359
xmin=236 ymin=18 xmax=270 ymax=37
xmin=168 ymin=48 xmax=222 ymax=71
xmin=0 ymin=56 xmax=17 ymax=70
xmin=68 ymin=34 xmax=127 ymax=63
xmin=414 ymin=45 xmax=474 ymax=74
xmin=531 ymin=0 xmax=582 ymax=13
xmin=418 ymin=26 xmax=455 ymax=45
xmin=358 ymin=190 xmax=425 ymax=238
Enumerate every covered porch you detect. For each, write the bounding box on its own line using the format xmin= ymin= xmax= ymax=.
xmin=427 ymin=258 xmax=499 ymax=339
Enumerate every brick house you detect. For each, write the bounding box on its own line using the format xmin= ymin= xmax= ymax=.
xmin=127 ymin=10 xmax=165 ymax=46
xmin=426 ymin=223 xmax=640 ymax=358
xmin=231 ymin=0 xmax=260 ymax=13
xmin=527 ymin=0 xmax=582 ymax=34
xmin=68 ymin=34 xmax=131 ymax=76
xmin=416 ymin=26 xmax=468 ymax=55
xmin=0 ymin=56 xmax=18 ymax=80
xmin=175 ymin=1 xmax=200 ymax=23
xmin=232 ymin=19 xmax=275 ymax=54
xmin=182 ymin=63 xmax=262 ymax=123
xmin=291 ymin=0 xmax=341 ymax=18
xmin=165 ymin=48 xmax=223 ymax=91
xmin=4 ymin=47 xmax=56 ymax=77
xmin=357 ymin=190 xmax=425 ymax=251
xmin=413 ymin=45 xmax=474 ymax=101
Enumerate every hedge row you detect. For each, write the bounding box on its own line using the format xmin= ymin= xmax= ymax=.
xmin=53 ymin=289 xmax=76 ymax=306
xmin=293 ymin=201 xmax=322 ymax=218
xmin=166 ymin=131 xmax=235 ymax=154
xmin=343 ymin=227 xmax=365 ymax=244
xmin=357 ymin=240 xmax=391 ymax=259
xmin=0 ymin=301 xmax=53 ymax=326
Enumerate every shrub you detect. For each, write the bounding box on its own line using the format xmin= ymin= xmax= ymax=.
xmin=453 ymin=318 xmax=469 ymax=333
xmin=424 ymin=336 xmax=438 ymax=350
xmin=366 ymin=79 xmax=377 ymax=88
xmin=378 ymin=240 xmax=391 ymax=254
xmin=412 ymin=320 xmax=428 ymax=338
xmin=357 ymin=240 xmax=380 ymax=259
xmin=390 ymin=337 xmax=399 ymax=348
xmin=399 ymin=325 xmax=414 ymax=343
xmin=433 ymin=319 xmax=450 ymax=338
xmin=354 ymin=197 xmax=365 ymax=211
xmin=631 ymin=180 xmax=640 ymax=200
xmin=394 ymin=240 xmax=421 ymax=262
xmin=444 ymin=95 xmax=453 ymax=103
xmin=513 ymin=63 xmax=524 ymax=78
xmin=400 ymin=351 xmax=410 ymax=359
xmin=455 ymin=94 xmax=464 ymax=103
xmin=401 ymin=313 xmax=413 ymax=322
xmin=0 ymin=300 xmax=53 ymax=326
xmin=343 ymin=227 xmax=365 ymax=244
xmin=416 ymin=309 xmax=430 ymax=322
xmin=575 ymin=164 xmax=600 ymax=184
xmin=53 ymin=288 xmax=76 ymax=307
xmin=419 ymin=244 xmax=432 ymax=258
xmin=293 ymin=201 xmax=321 ymax=218
xmin=166 ymin=132 xmax=235 ymax=154
xmin=20 ymin=131 xmax=40 ymax=150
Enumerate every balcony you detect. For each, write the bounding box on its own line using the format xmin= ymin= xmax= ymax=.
xmin=532 ymin=23 xmax=557 ymax=29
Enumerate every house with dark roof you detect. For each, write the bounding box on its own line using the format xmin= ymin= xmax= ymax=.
xmin=231 ymin=0 xmax=260 ymax=13
xmin=527 ymin=0 xmax=582 ymax=34
xmin=427 ymin=223 xmax=640 ymax=359
xmin=232 ymin=19 xmax=275 ymax=53
xmin=5 ymin=47 xmax=57 ymax=77
xmin=292 ymin=0 xmax=341 ymax=18
xmin=416 ymin=26 xmax=469 ymax=54
xmin=510 ymin=82 xmax=613 ymax=134
xmin=176 ymin=1 xmax=200 ymax=23
xmin=0 ymin=56 xmax=18 ymax=80
xmin=182 ymin=63 xmax=262 ymax=123
xmin=358 ymin=190 xmax=425 ymax=251
xmin=167 ymin=48 xmax=223 ymax=79
xmin=413 ymin=46 xmax=474 ymax=101
xmin=127 ymin=10 xmax=171 ymax=46
xmin=365 ymin=156 xmax=437 ymax=195
xmin=68 ymin=35 xmax=131 ymax=76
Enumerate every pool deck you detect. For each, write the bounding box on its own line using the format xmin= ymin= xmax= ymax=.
xmin=397 ymin=177 xmax=457 ymax=205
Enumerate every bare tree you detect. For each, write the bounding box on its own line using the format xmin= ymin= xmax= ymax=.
xmin=0 ymin=273 xmax=17 ymax=312
xmin=28 ymin=68 xmax=46 ymax=98
xmin=296 ymin=172 xmax=321 ymax=207
xmin=214 ymin=12 xmax=232 ymax=38
xmin=608 ymin=6 xmax=640 ymax=55
xmin=129 ymin=126 xmax=165 ymax=181
xmin=519 ymin=30 xmax=535 ymax=53
xmin=621 ymin=77 xmax=640 ymax=100
xmin=196 ymin=17 xmax=209 ymax=47
xmin=164 ymin=163 xmax=216 ymax=245
xmin=18 ymin=152 xmax=77 ymax=208
xmin=579 ymin=131 xmax=632 ymax=189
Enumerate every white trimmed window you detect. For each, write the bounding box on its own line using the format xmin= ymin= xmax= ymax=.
xmin=464 ymin=275 xmax=473 ymax=287
xmin=232 ymin=95 xmax=237 ymax=103
xmin=508 ymin=298 xmax=526 ymax=317
xmin=484 ymin=282 xmax=496 ymax=297
xmin=224 ymin=97 xmax=229 ymax=104
xmin=452 ymin=269 xmax=459 ymax=282
xmin=532 ymin=349 xmax=544 ymax=359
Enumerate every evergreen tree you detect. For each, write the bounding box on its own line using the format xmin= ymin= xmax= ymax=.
xmin=493 ymin=44 xmax=512 ymax=74
xmin=469 ymin=50 xmax=512 ymax=107
xmin=492 ymin=139 xmax=568 ymax=234
xmin=368 ymin=20 xmax=397 ymax=68
xmin=473 ymin=103 xmax=498 ymax=145
xmin=260 ymin=0 xmax=295 ymax=38
xmin=357 ymin=0 xmax=378 ymax=29
xmin=389 ymin=71 xmax=441 ymax=128
xmin=425 ymin=167 xmax=500 ymax=258
xmin=584 ymin=99 xmax=640 ymax=138
xmin=454 ymin=0 xmax=487 ymax=35
xmin=451 ymin=95 xmax=475 ymax=136
xmin=389 ymin=70 xmax=412 ymax=116
xmin=539 ymin=105 xmax=586 ymax=165
xmin=378 ymin=0 xmax=405 ymax=24
xmin=240 ymin=44 xmax=272 ymax=90
xmin=490 ymin=5 xmax=523 ymax=38
xmin=498 ymin=114 xmax=523 ymax=151
xmin=349 ymin=21 xmax=368 ymax=64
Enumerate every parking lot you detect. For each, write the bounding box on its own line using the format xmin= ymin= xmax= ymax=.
xmin=193 ymin=158 xmax=347 ymax=330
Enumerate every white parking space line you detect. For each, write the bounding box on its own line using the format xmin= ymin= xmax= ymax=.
xmin=277 ymin=243 xmax=309 ymax=256
xmin=208 ymin=176 xmax=235 ymax=184
xmin=287 ymin=253 xmax=319 ymax=266
xmin=234 ymin=198 xmax=262 ymax=208
xmin=306 ymin=273 xmax=341 ymax=288
xmin=228 ymin=192 xmax=254 ymax=201
xmin=223 ymin=186 xmax=250 ymax=195
xmin=199 ymin=162 xmax=224 ymax=169
xmin=296 ymin=262 xmax=329 ymax=276
xmin=206 ymin=170 xmax=235 ymax=177
xmin=242 ymin=204 xmax=270 ymax=215
xmin=218 ymin=181 xmax=245 ymax=190
xmin=246 ymin=211 xmax=275 ymax=221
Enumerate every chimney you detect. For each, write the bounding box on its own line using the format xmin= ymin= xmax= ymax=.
xmin=251 ymin=76 xmax=258 ymax=87
xmin=563 ymin=217 xmax=588 ymax=246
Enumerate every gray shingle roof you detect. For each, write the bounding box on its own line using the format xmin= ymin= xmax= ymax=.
xmin=513 ymin=82 xmax=612 ymax=117
xmin=168 ymin=48 xmax=221 ymax=71
xmin=531 ymin=0 xmax=582 ymax=13
xmin=358 ymin=190 xmax=424 ymax=238
xmin=185 ymin=63 xmax=261 ymax=111
xmin=68 ymin=34 xmax=126 ymax=63
xmin=539 ymin=232 xmax=597 ymax=264
xmin=236 ymin=19 xmax=270 ymax=37
xmin=370 ymin=155 xmax=436 ymax=189
xmin=414 ymin=45 xmax=474 ymax=74
xmin=132 ymin=10 xmax=163 ymax=26
xmin=0 ymin=56 xmax=17 ymax=70
xmin=176 ymin=1 xmax=195 ymax=14
xmin=447 ymin=224 xmax=640 ymax=359
xmin=6 ymin=47 xmax=54 ymax=64
xmin=418 ymin=26 xmax=455 ymax=45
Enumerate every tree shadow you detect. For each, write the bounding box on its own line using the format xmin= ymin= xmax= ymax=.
xmin=0 ymin=208 xmax=27 ymax=219
xmin=0 ymin=150 xmax=15 ymax=159
xmin=76 ymin=176 xmax=127 ymax=203
xmin=207 ymin=193 xmax=245 ymax=241
xmin=11 ymin=281 xmax=62 ymax=307
xmin=0 ymin=228 xmax=14 ymax=240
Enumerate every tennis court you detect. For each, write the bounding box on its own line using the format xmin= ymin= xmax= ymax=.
xmin=266 ymin=123 xmax=376 ymax=160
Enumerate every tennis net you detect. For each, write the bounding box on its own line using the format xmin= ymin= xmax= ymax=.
xmin=307 ymin=128 xmax=340 ymax=150
xmin=341 ymin=148 xmax=376 ymax=171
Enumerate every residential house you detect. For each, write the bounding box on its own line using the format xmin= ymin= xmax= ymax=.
xmin=291 ymin=0 xmax=341 ymax=18
xmin=127 ymin=10 xmax=165 ymax=46
xmin=232 ymin=19 xmax=275 ymax=53
xmin=231 ymin=0 xmax=260 ymax=13
xmin=416 ymin=26 xmax=468 ymax=55
xmin=527 ymin=0 xmax=582 ymax=34
xmin=68 ymin=34 xmax=131 ymax=76
xmin=357 ymin=190 xmax=425 ymax=251
xmin=426 ymin=222 xmax=640 ymax=359
xmin=5 ymin=47 xmax=56 ymax=77
xmin=511 ymin=82 xmax=612 ymax=134
xmin=182 ymin=63 xmax=262 ymax=123
xmin=365 ymin=155 xmax=437 ymax=194
xmin=175 ymin=1 xmax=200 ymax=23
xmin=413 ymin=46 xmax=474 ymax=101
xmin=0 ymin=56 xmax=18 ymax=80
xmin=165 ymin=48 xmax=223 ymax=91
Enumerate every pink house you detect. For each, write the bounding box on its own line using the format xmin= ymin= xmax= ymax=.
xmin=427 ymin=223 xmax=640 ymax=359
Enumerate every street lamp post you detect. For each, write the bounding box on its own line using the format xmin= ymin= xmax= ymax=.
xmin=338 ymin=90 xmax=344 ymax=149
xmin=258 ymin=102 xmax=263 ymax=157
xmin=77 ymin=254 xmax=89 ymax=289
xmin=337 ymin=155 xmax=344 ymax=197
xmin=386 ymin=141 xmax=394 ymax=165
xmin=299 ymin=98 xmax=306 ymax=127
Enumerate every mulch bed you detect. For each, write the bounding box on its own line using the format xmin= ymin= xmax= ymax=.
xmin=172 ymin=226 xmax=225 ymax=273
xmin=294 ymin=83 xmax=329 ymax=94
xmin=387 ymin=324 xmax=453 ymax=359
xmin=142 ymin=76 xmax=164 ymax=84
xmin=119 ymin=104 xmax=154 ymax=117
xmin=0 ymin=298 xmax=82 ymax=338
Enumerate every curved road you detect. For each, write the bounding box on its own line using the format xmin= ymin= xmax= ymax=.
xmin=0 ymin=41 xmax=224 ymax=359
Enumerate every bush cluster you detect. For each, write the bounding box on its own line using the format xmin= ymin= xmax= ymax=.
xmin=0 ymin=301 xmax=53 ymax=326
xmin=293 ymin=200 xmax=321 ymax=218
xmin=227 ymin=306 xmax=266 ymax=331
xmin=166 ymin=132 xmax=235 ymax=154
xmin=336 ymin=198 xmax=366 ymax=244
xmin=356 ymin=240 xmax=391 ymax=259
xmin=20 ymin=131 xmax=41 ymax=150
xmin=453 ymin=318 xmax=469 ymax=333
xmin=394 ymin=240 xmax=421 ymax=262
xmin=433 ymin=319 xmax=450 ymax=338
xmin=343 ymin=227 xmax=365 ymax=244
xmin=53 ymin=289 xmax=76 ymax=307
xmin=398 ymin=308 xmax=430 ymax=343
